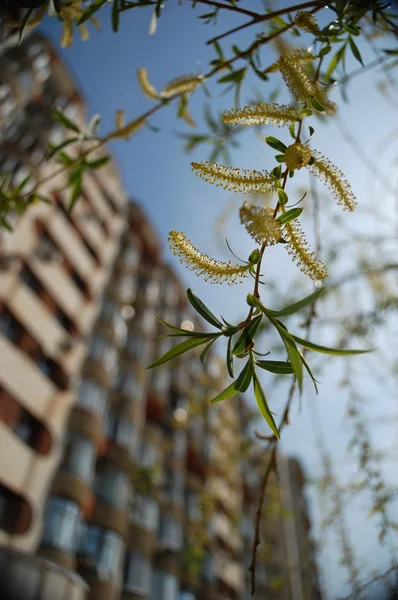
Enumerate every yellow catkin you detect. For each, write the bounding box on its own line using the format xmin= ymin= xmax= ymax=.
xmin=294 ymin=11 xmax=320 ymax=34
xmin=137 ymin=68 xmax=161 ymax=100
xmin=239 ymin=203 xmax=282 ymax=245
xmin=161 ymin=75 xmax=204 ymax=99
xmin=107 ymin=116 xmax=146 ymax=141
xmin=307 ymin=150 xmax=357 ymax=211
xmin=192 ymin=161 xmax=275 ymax=194
xmin=60 ymin=18 xmax=73 ymax=48
xmin=168 ymin=231 xmax=250 ymax=284
xmin=283 ymin=143 xmax=312 ymax=171
xmin=277 ymin=52 xmax=316 ymax=102
xmin=283 ymin=220 xmax=327 ymax=280
xmin=222 ymin=103 xmax=301 ymax=127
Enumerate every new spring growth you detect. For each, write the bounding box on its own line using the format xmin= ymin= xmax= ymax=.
xmin=137 ymin=69 xmax=204 ymax=100
xmin=168 ymin=231 xmax=253 ymax=284
xmin=222 ymin=104 xmax=301 ymax=127
xmin=240 ymin=203 xmax=282 ymax=246
xmin=294 ymin=11 xmax=320 ymax=35
xmin=279 ymin=144 xmax=357 ymax=211
xmin=192 ymin=162 xmax=275 ymax=194
xmin=283 ymin=220 xmax=327 ymax=280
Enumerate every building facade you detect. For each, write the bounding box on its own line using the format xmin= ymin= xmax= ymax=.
xmin=0 ymin=24 xmax=322 ymax=600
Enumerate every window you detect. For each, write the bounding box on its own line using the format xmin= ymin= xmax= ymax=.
xmin=87 ymin=335 xmax=117 ymax=371
xmin=131 ymin=495 xmax=158 ymax=531
xmin=241 ymin=514 xmax=254 ymax=540
xmin=20 ymin=265 xmax=43 ymax=294
xmin=123 ymin=551 xmax=151 ymax=595
xmin=151 ymin=369 xmax=170 ymax=394
xmin=163 ymin=469 xmax=184 ymax=506
xmin=185 ymin=491 xmax=201 ymax=522
xmin=41 ymin=496 xmax=82 ymax=554
xmin=13 ymin=407 xmax=51 ymax=454
xmin=173 ymin=430 xmax=186 ymax=460
xmin=36 ymin=351 xmax=68 ymax=389
xmin=55 ymin=309 xmax=75 ymax=334
xmin=61 ymin=433 xmax=96 ymax=481
xmin=94 ymin=470 xmax=130 ymax=508
xmin=79 ymin=526 xmax=124 ymax=582
xmin=202 ymin=553 xmax=215 ymax=582
xmin=141 ymin=308 xmax=156 ymax=334
xmin=126 ymin=333 xmax=144 ymax=360
xmin=180 ymin=593 xmax=196 ymax=600
xmin=0 ymin=483 xmax=31 ymax=535
xmin=77 ymin=378 xmax=107 ymax=416
xmin=117 ymin=274 xmax=137 ymax=303
xmin=158 ymin=516 xmax=183 ymax=552
xmin=70 ymin=269 xmax=89 ymax=297
xmin=106 ymin=410 xmax=137 ymax=455
xmin=151 ymin=571 xmax=178 ymax=600
xmin=0 ymin=308 xmax=23 ymax=342
xmin=139 ymin=441 xmax=157 ymax=469
xmin=123 ymin=246 xmax=140 ymax=269
xmin=113 ymin=368 xmax=138 ymax=400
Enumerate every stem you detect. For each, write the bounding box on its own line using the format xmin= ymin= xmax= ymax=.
xmin=206 ymin=0 xmax=323 ymax=46
xmin=191 ymin=0 xmax=258 ymax=18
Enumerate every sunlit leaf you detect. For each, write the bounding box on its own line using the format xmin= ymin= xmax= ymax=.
xmin=253 ymin=372 xmax=279 ymax=438
xmin=148 ymin=335 xmax=214 ymax=368
xmin=187 ymin=288 xmax=222 ymax=329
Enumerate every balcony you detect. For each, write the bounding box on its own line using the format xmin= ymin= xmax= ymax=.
xmin=0 ymin=547 xmax=88 ymax=600
xmin=39 ymin=496 xmax=82 ymax=569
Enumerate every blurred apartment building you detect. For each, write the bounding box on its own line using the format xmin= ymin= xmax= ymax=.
xmin=0 ymin=23 xmax=322 ymax=600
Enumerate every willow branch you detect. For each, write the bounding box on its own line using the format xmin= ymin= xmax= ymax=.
xmin=206 ymin=0 xmax=323 ymax=46
xmin=192 ymin=0 xmax=258 ymax=18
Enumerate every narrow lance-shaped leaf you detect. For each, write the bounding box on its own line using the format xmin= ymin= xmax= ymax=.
xmin=267 ymin=316 xmax=303 ymax=392
xmin=200 ymin=337 xmax=217 ymax=364
xmin=148 ymin=335 xmax=219 ymax=369
xmin=276 ymin=207 xmax=303 ymax=225
xmin=187 ymin=288 xmax=222 ymax=329
xmin=226 ymin=335 xmax=234 ymax=378
xmin=253 ymin=372 xmax=280 ymax=439
xmin=232 ymin=314 xmax=262 ymax=356
xmin=300 ymin=353 xmax=319 ymax=394
xmin=265 ymin=136 xmax=288 ymax=153
xmin=255 ymin=360 xmax=294 ymax=375
xmin=292 ymin=335 xmax=373 ymax=356
xmin=155 ymin=315 xmax=216 ymax=338
xmin=210 ymin=359 xmax=253 ymax=404
xmin=265 ymin=286 xmax=325 ymax=318
xmin=53 ymin=109 xmax=80 ymax=134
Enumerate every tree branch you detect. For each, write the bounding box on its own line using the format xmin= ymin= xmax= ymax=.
xmin=192 ymin=0 xmax=258 ymax=18
xmin=206 ymin=0 xmax=323 ymax=46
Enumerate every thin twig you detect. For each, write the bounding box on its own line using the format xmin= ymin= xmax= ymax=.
xmin=206 ymin=0 xmax=322 ymax=46
xmin=192 ymin=0 xmax=258 ymax=18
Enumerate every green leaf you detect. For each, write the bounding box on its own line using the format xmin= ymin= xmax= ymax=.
xmin=289 ymin=123 xmax=296 ymax=139
xmin=265 ymin=136 xmax=287 ymax=153
xmin=255 ymin=360 xmax=294 ymax=375
xmin=68 ymin=171 xmax=83 ymax=213
xmin=232 ymin=314 xmax=262 ymax=356
xmin=325 ymin=44 xmax=346 ymax=81
xmin=187 ymin=288 xmax=223 ymax=329
xmin=277 ymin=188 xmax=288 ymax=205
xmin=276 ymin=207 xmax=303 ymax=225
xmin=209 ymin=359 xmax=252 ymax=403
xmin=78 ymin=0 xmax=107 ymax=24
xmin=218 ymin=68 xmax=246 ymax=85
xmin=235 ymin=358 xmax=253 ymax=392
xmin=348 ymin=36 xmax=364 ymax=66
xmin=47 ymin=137 xmax=79 ymax=160
xmin=53 ymin=109 xmax=80 ymax=134
xmin=19 ymin=8 xmax=35 ymax=44
xmin=300 ymin=353 xmax=319 ymax=393
xmin=291 ymin=335 xmax=373 ymax=356
xmin=214 ymin=41 xmax=223 ymax=59
xmin=311 ymin=98 xmax=326 ymax=112
xmin=253 ymin=372 xmax=279 ymax=438
xmin=319 ymin=45 xmax=332 ymax=57
xmin=267 ymin=317 xmax=303 ymax=392
xmin=155 ymin=315 xmax=216 ymax=338
xmin=226 ymin=335 xmax=234 ymax=378
xmin=266 ymin=286 xmax=325 ymax=318
xmin=148 ymin=335 xmax=213 ymax=368
xmin=112 ymin=0 xmax=120 ymax=32
xmin=209 ymin=381 xmax=238 ymax=404
xmin=88 ymin=156 xmax=110 ymax=169
xmin=200 ymin=337 xmax=217 ymax=364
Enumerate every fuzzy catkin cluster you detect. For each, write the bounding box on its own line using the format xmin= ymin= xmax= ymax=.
xmin=283 ymin=221 xmax=327 ymax=280
xmin=192 ymin=162 xmax=275 ymax=194
xmin=168 ymin=231 xmax=250 ymax=284
xmin=284 ymin=143 xmax=312 ymax=171
xmin=308 ymin=151 xmax=357 ymax=211
xmin=277 ymin=53 xmax=316 ymax=102
xmin=294 ymin=11 xmax=320 ymax=34
xmin=222 ymin=103 xmax=301 ymax=127
xmin=240 ymin=203 xmax=282 ymax=245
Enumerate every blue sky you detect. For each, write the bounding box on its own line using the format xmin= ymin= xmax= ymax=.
xmin=41 ymin=4 xmax=398 ymax=597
